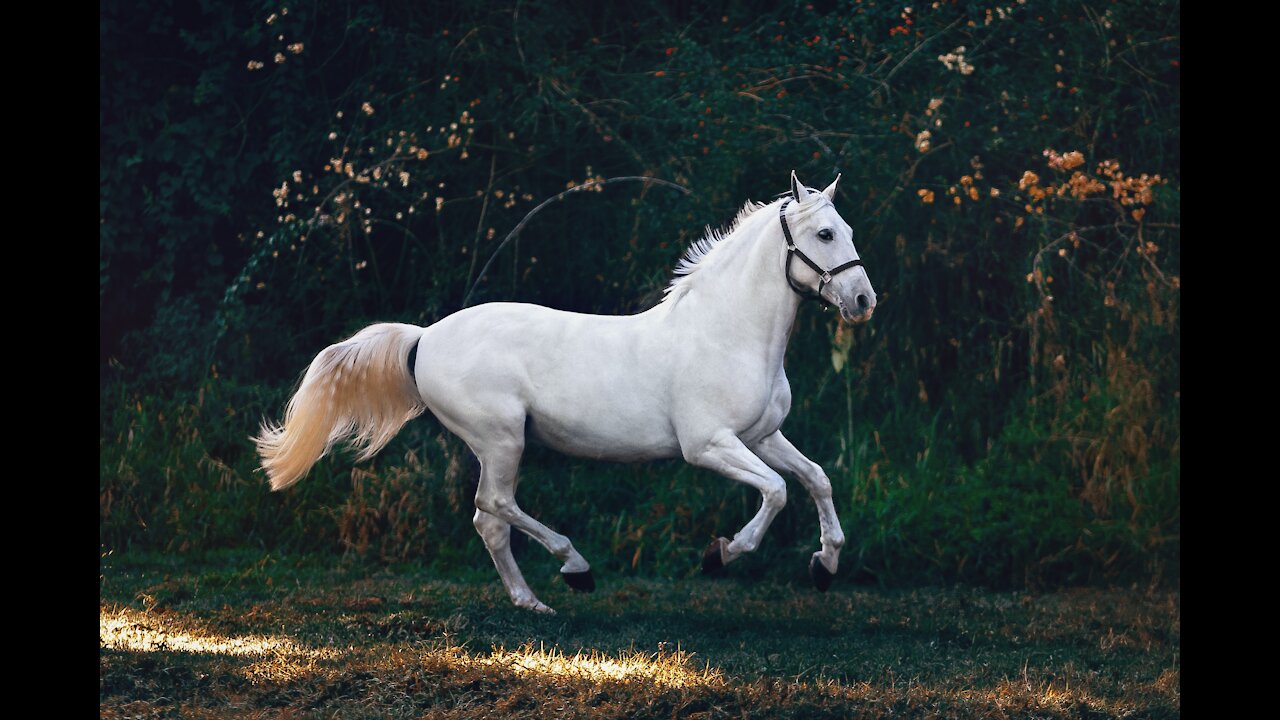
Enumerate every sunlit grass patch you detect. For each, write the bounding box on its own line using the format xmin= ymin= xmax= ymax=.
xmin=100 ymin=605 xmax=321 ymax=658
xmin=483 ymin=642 xmax=723 ymax=689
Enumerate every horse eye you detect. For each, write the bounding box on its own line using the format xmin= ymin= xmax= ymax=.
xmin=817 ymin=228 xmax=834 ymax=242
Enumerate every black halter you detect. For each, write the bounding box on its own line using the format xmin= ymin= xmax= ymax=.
xmin=778 ymin=198 xmax=864 ymax=305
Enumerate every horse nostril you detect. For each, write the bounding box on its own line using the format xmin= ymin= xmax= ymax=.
xmin=856 ymin=294 xmax=870 ymax=311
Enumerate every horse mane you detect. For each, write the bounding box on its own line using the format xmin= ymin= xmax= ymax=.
xmin=662 ymin=191 xmax=831 ymax=304
xmin=662 ymin=199 xmax=769 ymax=303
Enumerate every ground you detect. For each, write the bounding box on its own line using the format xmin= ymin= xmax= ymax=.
xmin=100 ymin=552 xmax=1179 ymax=719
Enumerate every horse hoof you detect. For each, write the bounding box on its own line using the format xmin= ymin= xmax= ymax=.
xmin=562 ymin=569 xmax=595 ymax=593
xmin=515 ymin=598 xmax=556 ymax=614
xmin=809 ymin=555 xmax=834 ymax=592
xmin=701 ymin=537 xmax=729 ymax=574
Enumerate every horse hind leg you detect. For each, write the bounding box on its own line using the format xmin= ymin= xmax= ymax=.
xmin=471 ymin=436 xmax=593 ymax=613
xmin=472 ymin=509 xmax=551 ymax=613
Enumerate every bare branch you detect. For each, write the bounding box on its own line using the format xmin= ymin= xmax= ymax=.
xmin=462 ymin=176 xmax=689 ymax=309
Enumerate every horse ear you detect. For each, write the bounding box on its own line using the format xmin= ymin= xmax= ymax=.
xmin=822 ymin=173 xmax=841 ymax=202
xmin=790 ymin=170 xmax=811 ymax=202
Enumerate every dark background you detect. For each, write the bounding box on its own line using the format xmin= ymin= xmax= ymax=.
xmin=100 ymin=0 xmax=1179 ymax=589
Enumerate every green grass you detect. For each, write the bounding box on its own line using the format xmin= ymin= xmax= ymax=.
xmin=101 ymin=551 xmax=1179 ymax=719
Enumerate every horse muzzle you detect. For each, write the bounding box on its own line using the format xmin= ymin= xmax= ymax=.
xmin=839 ymin=303 xmax=874 ymax=324
xmin=835 ymin=290 xmax=876 ymax=324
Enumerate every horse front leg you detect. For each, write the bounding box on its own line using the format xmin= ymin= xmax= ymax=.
xmin=683 ymin=430 xmax=788 ymax=571
xmin=751 ymin=431 xmax=846 ymax=591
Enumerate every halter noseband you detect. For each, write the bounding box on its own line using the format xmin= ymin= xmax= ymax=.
xmin=778 ymin=198 xmax=864 ymax=305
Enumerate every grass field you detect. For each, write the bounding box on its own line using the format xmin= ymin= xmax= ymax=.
xmin=100 ymin=551 xmax=1179 ymax=719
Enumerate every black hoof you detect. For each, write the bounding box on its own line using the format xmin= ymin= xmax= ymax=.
xmin=809 ymin=555 xmax=835 ymax=592
xmin=561 ymin=569 xmax=595 ymax=593
xmin=701 ymin=538 xmax=728 ymax=575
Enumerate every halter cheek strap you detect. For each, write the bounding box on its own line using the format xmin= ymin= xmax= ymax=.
xmin=779 ymin=199 xmax=864 ymax=304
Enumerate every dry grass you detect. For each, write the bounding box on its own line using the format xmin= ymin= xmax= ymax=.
xmin=100 ymin=553 xmax=1179 ymax=719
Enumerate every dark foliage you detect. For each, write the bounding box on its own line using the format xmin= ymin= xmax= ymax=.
xmin=101 ymin=0 xmax=1179 ymax=589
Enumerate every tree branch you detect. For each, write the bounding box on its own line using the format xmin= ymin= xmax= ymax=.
xmin=461 ymin=176 xmax=689 ymax=308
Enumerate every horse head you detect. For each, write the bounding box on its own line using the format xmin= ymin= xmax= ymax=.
xmin=783 ymin=171 xmax=877 ymax=324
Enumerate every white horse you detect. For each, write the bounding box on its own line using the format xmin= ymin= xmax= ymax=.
xmin=256 ymin=171 xmax=877 ymax=613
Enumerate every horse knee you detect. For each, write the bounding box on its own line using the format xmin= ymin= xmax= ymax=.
xmin=806 ymin=465 xmax=833 ymax=500
xmin=763 ymin=478 xmax=787 ymax=509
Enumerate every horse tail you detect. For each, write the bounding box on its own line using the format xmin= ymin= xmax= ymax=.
xmin=254 ymin=322 xmax=426 ymax=492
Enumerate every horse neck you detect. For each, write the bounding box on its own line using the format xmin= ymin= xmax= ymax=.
xmin=672 ymin=207 xmax=801 ymax=368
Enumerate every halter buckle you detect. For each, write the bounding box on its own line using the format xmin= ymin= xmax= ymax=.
xmin=821 ymin=271 xmax=832 ymax=284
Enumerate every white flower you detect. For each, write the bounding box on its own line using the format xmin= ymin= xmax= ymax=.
xmin=937 ymin=47 xmax=975 ymax=75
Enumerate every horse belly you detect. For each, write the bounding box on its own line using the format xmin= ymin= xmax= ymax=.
xmin=524 ymin=409 xmax=680 ymax=458
xmin=526 ymin=386 xmax=680 ymax=462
